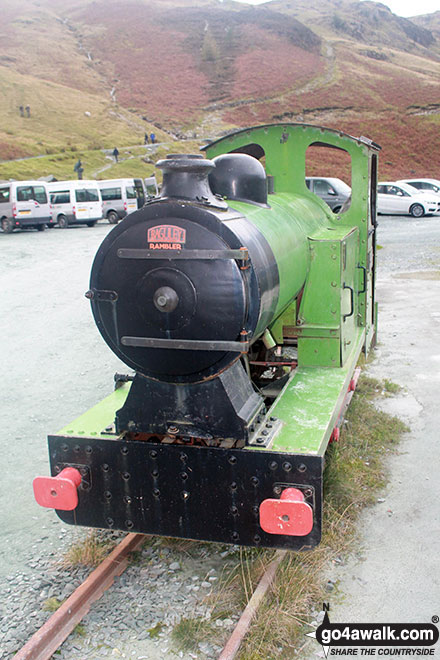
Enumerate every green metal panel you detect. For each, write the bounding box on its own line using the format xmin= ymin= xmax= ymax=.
xmin=292 ymin=227 xmax=359 ymax=367
xmin=57 ymin=384 xmax=130 ymax=438
xmin=340 ymin=228 xmax=359 ymax=363
xmin=227 ymin=195 xmax=329 ymax=320
xmin=268 ymin=328 xmax=365 ymax=456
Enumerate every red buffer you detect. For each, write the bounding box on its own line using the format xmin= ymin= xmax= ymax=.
xmin=259 ymin=487 xmax=313 ymax=536
xmin=33 ymin=467 xmax=82 ymax=511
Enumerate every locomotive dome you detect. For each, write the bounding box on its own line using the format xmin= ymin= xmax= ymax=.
xmin=209 ymin=152 xmax=268 ymax=206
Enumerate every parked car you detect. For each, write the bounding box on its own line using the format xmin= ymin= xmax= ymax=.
xmin=48 ymin=180 xmax=102 ymax=228
xmin=98 ymin=178 xmax=146 ymax=223
xmin=0 ymin=181 xmax=52 ymax=233
xmin=396 ymin=178 xmax=440 ymax=195
xmin=305 ymin=177 xmax=351 ymax=213
xmin=377 ymin=182 xmax=440 ymax=217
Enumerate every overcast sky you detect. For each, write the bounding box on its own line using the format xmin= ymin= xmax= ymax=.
xmin=232 ymin=0 xmax=439 ymax=18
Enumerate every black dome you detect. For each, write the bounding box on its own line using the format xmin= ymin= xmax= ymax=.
xmin=209 ymin=153 xmax=268 ymax=206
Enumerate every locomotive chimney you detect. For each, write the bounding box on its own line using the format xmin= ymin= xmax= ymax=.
xmin=156 ymin=154 xmax=227 ymax=209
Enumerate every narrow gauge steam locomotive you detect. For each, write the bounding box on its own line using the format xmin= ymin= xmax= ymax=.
xmin=34 ymin=124 xmax=379 ymax=550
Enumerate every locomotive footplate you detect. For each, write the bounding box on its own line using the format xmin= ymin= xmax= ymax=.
xmin=48 ymin=435 xmax=323 ymax=550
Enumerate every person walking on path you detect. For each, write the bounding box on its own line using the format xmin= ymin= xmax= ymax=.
xmin=25 ymin=105 xmax=30 ymax=118
xmin=113 ymin=147 xmax=119 ymax=163
xmin=19 ymin=106 xmax=24 ymax=117
xmin=144 ymin=133 xmax=149 ymax=144
xmin=150 ymin=133 xmax=156 ymax=144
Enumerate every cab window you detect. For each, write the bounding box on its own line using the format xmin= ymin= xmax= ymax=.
xmin=126 ymin=186 xmax=136 ymax=199
xmin=0 ymin=188 xmax=10 ymax=203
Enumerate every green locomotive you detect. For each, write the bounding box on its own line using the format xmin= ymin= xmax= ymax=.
xmin=34 ymin=124 xmax=379 ymax=550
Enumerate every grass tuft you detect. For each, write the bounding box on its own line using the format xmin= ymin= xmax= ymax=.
xmin=74 ymin=623 xmax=87 ymax=637
xmin=146 ymin=622 xmax=164 ymax=638
xmin=171 ymin=617 xmax=217 ymax=652
xmin=62 ymin=531 xmax=117 ymax=568
xmin=384 ymin=378 xmax=401 ymax=394
xmin=42 ymin=597 xmax=63 ymax=612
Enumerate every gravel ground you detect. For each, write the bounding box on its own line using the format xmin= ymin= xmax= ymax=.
xmin=1 ymin=213 xmax=439 ymax=659
xmin=0 ymin=521 xmax=237 ymax=659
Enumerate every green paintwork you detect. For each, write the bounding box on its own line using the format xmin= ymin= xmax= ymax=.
xmin=227 ymin=195 xmax=329 ymax=326
xmin=57 ymin=384 xmax=130 ymax=438
xmin=268 ymin=328 xmax=365 ymax=455
xmin=269 ymin=302 xmax=296 ymax=344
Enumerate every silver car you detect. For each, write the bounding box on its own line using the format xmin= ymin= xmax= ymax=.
xmin=305 ymin=177 xmax=351 ymax=213
xmin=396 ymin=178 xmax=440 ymax=195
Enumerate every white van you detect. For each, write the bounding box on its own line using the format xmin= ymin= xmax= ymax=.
xmin=0 ymin=181 xmax=52 ymax=233
xmin=98 ymin=178 xmax=146 ymax=223
xmin=48 ymin=180 xmax=102 ymax=228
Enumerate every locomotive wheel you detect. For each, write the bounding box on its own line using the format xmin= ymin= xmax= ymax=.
xmin=107 ymin=211 xmax=119 ymax=224
xmin=1 ymin=217 xmax=13 ymax=233
xmin=58 ymin=214 xmax=68 ymax=229
xmin=36 ymin=224 xmax=46 ymax=231
xmin=410 ymin=204 xmax=424 ymax=218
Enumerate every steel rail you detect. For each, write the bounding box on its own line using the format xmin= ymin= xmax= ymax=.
xmin=218 ymin=549 xmax=287 ymax=660
xmin=13 ymin=532 xmax=145 ymax=660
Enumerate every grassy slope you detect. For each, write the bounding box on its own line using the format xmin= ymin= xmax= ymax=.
xmin=0 ymin=64 xmax=170 ymax=159
xmin=0 ymin=0 xmax=170 ymax=163
xmin=0 ymin=140 xmax=200 ymax=183
xmin=1 ymin=0 xmax=440 ymax=181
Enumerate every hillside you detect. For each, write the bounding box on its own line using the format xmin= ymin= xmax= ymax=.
xmin=0 ymin=0 xmax=439 ymax=180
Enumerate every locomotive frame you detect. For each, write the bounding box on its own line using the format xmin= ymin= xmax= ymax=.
xmin=35 ymin=124 xmax=380 ymax=551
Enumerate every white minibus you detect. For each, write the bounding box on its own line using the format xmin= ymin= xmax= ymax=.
xmin=0 ymin=181 xmax=52 ymax=233
xmin=98 ymin=178 xmax=146 ymax=223
xmin=48 ymin=180 xmax=102 ymax=228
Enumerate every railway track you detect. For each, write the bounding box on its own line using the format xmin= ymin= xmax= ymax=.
xmin=12 ymin=534 xmax=285 ymax=660
xmin=12 ymin=533 xmax=145 ymax=660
